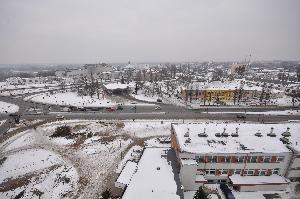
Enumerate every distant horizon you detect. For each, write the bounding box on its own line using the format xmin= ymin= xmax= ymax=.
xmin=0 ymin=59 xmax=300 ymax=66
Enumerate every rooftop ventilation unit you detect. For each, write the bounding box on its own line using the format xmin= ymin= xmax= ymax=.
xmin=215 ymin=133 xmax=221 ymax=137
xmin=221 ymin=128 xmax=229 ymax=137
xmin=231 ymin=127 xmax=239 ymax=137
xmin=281 ymin=127 xmax=291 ymax=137
xmin=254 ymin=130 xmax=263 ymax=137
xmin=280 ymin=137 xmax=290 ymax=144
xmin=267 ymin=127 xmax=276 ymax=137
xmin=198 ymin=128 xmax=208 ymax=137
xmin=185 ymin=138 xmax=191 ymax=143
xmin=184 ymin=128 xmax=190 ymax=137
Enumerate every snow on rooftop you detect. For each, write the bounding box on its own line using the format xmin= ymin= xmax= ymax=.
xmin=229 ymin=175 xmax=288 ymax=185
xmin=181 ymin=80 xmax=263 ymax=91
xmin=116 ymin=161 xmax=137 ymax=186
xmin=122 ymin=148 xmax=179 ymax=199
xmin=104 ymin=83 xmax=129 ymax=90
xmin=172 ymin=122 xmax=300 ymax=154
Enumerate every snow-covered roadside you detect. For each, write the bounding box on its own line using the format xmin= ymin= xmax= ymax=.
xmin=0 ymin=100 xmax=19 ymax=114
xmin=131 ymin=93 xmax=158 ymax=102
xmin=209 ymin=109 xmax=300 ymax=116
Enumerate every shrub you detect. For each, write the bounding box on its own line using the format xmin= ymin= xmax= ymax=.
xmin=51 ymin=126 xmax=72 ymax=138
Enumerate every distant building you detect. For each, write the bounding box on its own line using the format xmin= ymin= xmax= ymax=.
xmin=103 ymin=83 xmax=130 ymax=95
xmin=180 ymin=80 xmax=265 ymax=104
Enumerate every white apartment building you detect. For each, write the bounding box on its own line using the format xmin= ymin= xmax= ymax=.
xmin=171 ymin=122 xmax=300 ymax=191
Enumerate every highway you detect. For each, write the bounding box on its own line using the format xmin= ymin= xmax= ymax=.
xmin=0 ymin=94 xmax=300 ymax=139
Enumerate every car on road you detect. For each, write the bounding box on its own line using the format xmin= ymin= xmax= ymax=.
xmin=61 ymin=107 xmax=71 ymax=112
xmin=117 ymin=105 xmax=123 ymax=110
xmin=130 ymin=106 xmax=136 ymax=110
xmin=56 ymin=115 xmax=65 ymax=120
xmin=236 ymin=114 xmax=246 ymax=119
xmin=155 ymin=106 xmax=161 ymax=110
xmin=106 ymin=107 xmax=116 ymax=112
xmin=78 ymin=107 xmax=86 ymax=111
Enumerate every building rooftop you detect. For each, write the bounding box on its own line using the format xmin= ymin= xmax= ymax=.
xmin=229 ymin=175 xmax=288 ymax=185
xmin=122 ymin=148 xmax=179 ymax=199
xmin=181 ymin=80 xmax=264 ymax=91
xmin=104 ymin=83 xmax=129 ymax=90
xmin=172 ymin=122 xmax=300 ymax=154
xmin=116 ymin=161 xmax=137 ymax=186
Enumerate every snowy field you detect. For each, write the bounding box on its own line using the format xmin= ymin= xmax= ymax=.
xmin=0 ymin=100 xmax=19 ymax=114
xmin=0 ymin=119 xmax=175 ymax=198
xmin=0 ymin=148 xmax=79 ymax=199
xmin=24 ymin=91 xmax=154 ymax=108
xmin=0 ymin=87 xmax=60 ymax=97
xmin=24 ymin=92 xmax=116 ymax=107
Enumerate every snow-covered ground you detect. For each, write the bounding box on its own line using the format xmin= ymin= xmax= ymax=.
xmin=0 ymin=119 xmax=175 ymax=198
xmin=24 ymin=92 xmax=114 ymax=107
xmin=0 ymin=148 xmax=79 ymax=199
xmin=0 ymin=100 xmax=19 ymax=114
xmin=24 ymin=91 xmax=154 ymax=108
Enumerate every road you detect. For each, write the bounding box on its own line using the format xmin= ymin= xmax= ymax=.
xmin=0 ymin=94 xmax=300 ymax=138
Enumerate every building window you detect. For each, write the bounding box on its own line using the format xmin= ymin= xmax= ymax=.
xmin=236 ymin=156 xmax=244 ymax=163
xmin=276 ymin=156 xmax=285 ymax=162
xmin=262 ymin=156 xmax=271 ymax=163
xmin=234 ymin=169 xmax=242 ymax=175
xmin=247 ymin=170 xmax=255 ymax=176
xmin=272 ymin=168 xmax=280 ymax=175
xmin=206 ymin=169 xmax=216 ymax=175
xmin=224 ymin=156 xmax=231 ymax=163
xmin=220 ymin=169 xmax=228 ymax=175
xmin=259 ymin=169 xmax=267 ymax=176
xmin=248 ymin=156 xmax=257 ymax=163
xmin=207 ymin=156 xmax=217 ymax=163
xmin=196 ymin=156 xmax=205 ymax=163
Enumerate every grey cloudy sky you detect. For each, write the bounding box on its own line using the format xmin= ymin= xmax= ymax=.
xmin=0 ymin=0 xmax=299 ymax=64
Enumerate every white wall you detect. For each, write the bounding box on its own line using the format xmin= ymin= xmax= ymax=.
xmin=239 ymin=184 xmax=288 ymax=192
xmin=180 ymin=163 xmax=198 ymax=191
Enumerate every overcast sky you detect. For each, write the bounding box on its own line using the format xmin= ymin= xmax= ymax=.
xmin=0 ymin=0 xmax=299 ymax=64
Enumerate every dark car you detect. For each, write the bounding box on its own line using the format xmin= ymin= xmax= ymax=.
xmin=236 ymin=114 xmax=246 ymax=119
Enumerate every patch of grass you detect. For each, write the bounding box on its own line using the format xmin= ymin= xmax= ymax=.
xmin=116 ymin=122 xmax=125 ymax=129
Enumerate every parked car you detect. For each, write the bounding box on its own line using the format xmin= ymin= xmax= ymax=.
xmin=56 ymin=115 xmax=65 ymax=120
xmin=155 ymin=106 xmax=161 ymax=110
xmin=236 ymin=114 xmax=246 ymax=119
xmin=107 ymin=107 xmax=116 ymax=112
xmin=78 ymin=107 xmax=86 ymax=111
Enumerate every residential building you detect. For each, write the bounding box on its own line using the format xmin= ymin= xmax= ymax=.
xmin=170 ymin=122 xmax=300 ymax=191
